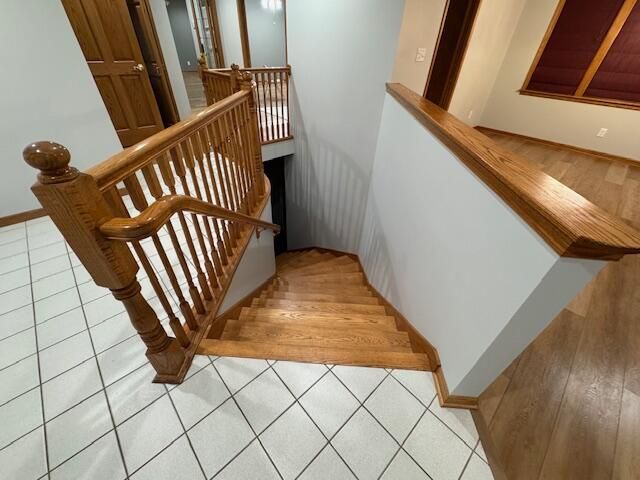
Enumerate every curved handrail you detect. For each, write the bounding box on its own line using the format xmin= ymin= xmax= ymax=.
xmin=87 ymin=90 xmax=251 ymax=192
xmin=386 ymin=83 xmax=640 ymax=261
xmin=99 ymin=193 xmax=280 ymax=241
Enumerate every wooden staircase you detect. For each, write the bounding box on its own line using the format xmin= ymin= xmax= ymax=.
xmin=198 ymin=249 xmax=433 ymax=371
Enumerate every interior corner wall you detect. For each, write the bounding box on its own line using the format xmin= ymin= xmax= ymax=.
xmin=477 ymin=0 xmax=640 ymax=161
xmin=391 ymin=0 xmax=448 ymax=96
xmin=284 ymin=0 xmax=405 ymax=254
xmin=217 ymin=0 xmax=244 ymax=67
xmin=0 ymin=0 xmax=122 ymax=218
xmin=148 ymin=0 xmax=193 ymax=121
xmin=447 ymin=0 xmax=527 ymax=124
xmin=167 ymin=0 xmax=199 ymax=71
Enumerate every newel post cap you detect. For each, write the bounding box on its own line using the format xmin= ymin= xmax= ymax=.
xmin=23 ymin=141 xmax=78 ymax=184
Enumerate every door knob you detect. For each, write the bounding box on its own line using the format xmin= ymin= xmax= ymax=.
xmin=133 ymin=64 xmax=145 ymax=72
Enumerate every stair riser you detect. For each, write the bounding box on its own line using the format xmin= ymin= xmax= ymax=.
xmin=272 ymin=284 xmax=372 ymax=296
xmin=239 ymin=308 xmax=397 ymax=330
xmin=266 ymin=291 xmax=382 ymax=305
xmin=277 ymin=273 xmax=365 ymax=285
xmin=251 ymin=298 xmax=387 ymax=315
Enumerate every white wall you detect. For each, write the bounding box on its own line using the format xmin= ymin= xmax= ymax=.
xmin=0 ymin=0 xmax=122 ymax=218
xmin=149 ymin=0 xmax=193 ymax=120
xmin=217 ymin=0 xmax=244 ymax=67
xmin=391 ymin=0 xmax=447 ymax=95
xmin=245 ymin=0 xmax=286 ymax=67
xmin=360 ymin=94 xmax=604 ymax=396
xmin=448 ymin=0 xmax=527 ymax=124
xmin=285 ymin=0 xmax=405 ymax=253
xmin=475 ymin=0 xmax=640 ymax=160
xmin=220 ymin=202 xmax=276 ymax=313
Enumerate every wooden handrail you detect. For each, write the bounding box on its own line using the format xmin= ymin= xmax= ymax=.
xmin=88 ymin=90 xmax=250 ymax=191
xmin=100 ymin=193 xmax=280 ymax=241
xmin=386 ymin=83 xmax=640 ymax=260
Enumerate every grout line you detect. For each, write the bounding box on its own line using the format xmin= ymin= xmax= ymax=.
xmin=66 ymin=244 xmax=131 ymax=480
xmin=457 ymin=449 xmax=475 ymax=480
xmin=25 ymin=222 xmax=51 ymax=480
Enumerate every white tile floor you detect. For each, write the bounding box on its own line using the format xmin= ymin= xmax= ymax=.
xmin=0 ymin=216 xmax=493 ymax=480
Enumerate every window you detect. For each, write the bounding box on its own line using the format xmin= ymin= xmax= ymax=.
xmin=521 ymin=0 xmax=640 ymax=110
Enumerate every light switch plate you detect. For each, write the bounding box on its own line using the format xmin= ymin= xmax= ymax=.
xmin=415 ymin=47 xmax=427 ymax=62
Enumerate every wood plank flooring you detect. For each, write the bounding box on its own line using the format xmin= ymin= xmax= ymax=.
xmin=480 ymin=131 xmax=640 ymax=480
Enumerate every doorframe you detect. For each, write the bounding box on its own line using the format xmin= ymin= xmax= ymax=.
xmin=137 ymin=0 xmax=181 ymax=124
xmin=423 ymin=0 xmax=482 ymax=110
xmin=236 ymin=0 xmax=252 ymax=67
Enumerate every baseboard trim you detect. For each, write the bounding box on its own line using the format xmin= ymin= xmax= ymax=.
xmin=0 ymin=208 xmax=46 ymax=228
xmin=476 ymin=126 xmax=639 ymax=167
xmin=287 ymin=247 xmax=480 ymax=410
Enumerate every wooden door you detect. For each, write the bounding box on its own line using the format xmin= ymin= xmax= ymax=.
xmin=127 ymin=0 xmax=179 ymax=126
xmin=62 ymin=0 xmax=165 ymax=147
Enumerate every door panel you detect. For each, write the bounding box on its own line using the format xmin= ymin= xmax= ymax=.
xmin=62 ymin=0 xmax=165 ymax=147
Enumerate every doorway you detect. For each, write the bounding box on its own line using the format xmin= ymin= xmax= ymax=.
xmin=62 ymin=0 xmax=179 ymax=148
xmin=424 ymin=0 xmax=481 ymax=109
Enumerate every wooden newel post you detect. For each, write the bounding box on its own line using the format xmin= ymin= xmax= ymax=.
xmin=239 ymin=71 xmax=266 ymax=196
xmin=23 ymin=141 xmax=187 ymax=382
xmin=230 ymin=63 xmax=241 ymax=92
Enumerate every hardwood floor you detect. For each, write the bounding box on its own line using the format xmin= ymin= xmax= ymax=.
xmin=183 ymin=70 xmax=207 ymax=114
xmin=480 ymin=131 xmax=640 ymax=480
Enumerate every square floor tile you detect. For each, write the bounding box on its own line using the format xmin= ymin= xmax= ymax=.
xmin=272 ymin=361 xmax=329 ymax=398
xmin=131 ymin=435 xmax=204 ymax=480
xmin=32 ymin=270 xmax=76 ymax=302
xmin=0 ymin=252 xmax=28 ymax=275
xmin=170 ymin=365 xmax=229 ymax=429
xmin=429 ymin=400 xmax=479 ymax=448
xmin=214 ymin=356 xmax=269 ymax=393
xmin=36 ymin=307 xmax=86 ymax=350
xmin=39 ymin=331 xmax=94 ymax=382
xmin=50 ymin=431 xmax=126 ymax=480
xmin=0 ymin=355 xmax=39 ymax=405
xmin=0 ymin=304 xmax=34 ymax=341
xmin=31 ymin=255 xmax=71 ymax=282
xmin=234 ymin=368 xmax=294 ymax=434
xmin=189 ymin=398 xmax=255 ymax=478
xmin=0 ymin=225 xmax=26 ymax=245
xmin=381 ymin=450 xmax=430 ymax=479
xmin=90 ymin=311 xmax=136 ymax=354
xmin=42 ymin=358 xmax=102 ymax=421
xmin=28 ymin=230 xmax=64 ymax=250
xmin=0 ymin=328 xmax=36 ymax=370
xmin=461 ymin=453 xmax=494 ymax=480
xmin=34 ymin=288 xmax=80 ymax=324
xmin=0 ymin=268 xmax=30 ymax=295
xmin=106 ymin=364 xmax=167 ymax=425
xmin=98 ymin=335 xmax=147 ymax=386
xmin=72 ymin=265 xmax=92 ymax=285
xmin=365 ymin=375 xmax=425 ymax=442
xmin=332 ymin=408 xmax=398 ymax=480
xmin=215 ymin=439 xmax=280 ymax=480
xmin=0 ymin=387 xmax=42 ymax=449
xmin=78 ymin=281 xmax=110 ymax=305
xmin=299 ymin=372 xmax=359 ymax=438
xmin=29 ymin=242 xmax=67 ymax=265
xmin=118 ymin=395 xmax=183 ymax=473
xmin=299 ymin=445 xmax=356 ymax=480
xmin=0 ymin=239 xmax=28 ymax=259
xmin=0 ymin=425 xmax=47 ymax=480
xmin=84 ymin=294 xmax=125 ymax=328
xmin=46 ymin=392 xmax=113 ymax=468
xmin=332 ymin=365 xmax=388 ymax=402
xmin=391 ymin=369 xmax=438 ymax=407
xmin=404 ymin=412 xmax=472 ymax=480
xmin=0 ymin=285 xmax=32 ymax=316
xmin=260 ymin=403 xmax=326 ymax=480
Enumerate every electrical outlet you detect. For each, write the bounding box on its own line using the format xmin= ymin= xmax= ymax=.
xmin=597 ymin=128 xmax=608 ymax=137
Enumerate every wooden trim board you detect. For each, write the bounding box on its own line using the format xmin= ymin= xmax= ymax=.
xmin=433 ymin=366 xmax=478 ymax=410
xmin=0 ymin=208 xmax=46 ymax=228
xmin=475 ymin=126 xmax=640 ymax=168
xmin=471 ymin=410 xmax=508 ymax=479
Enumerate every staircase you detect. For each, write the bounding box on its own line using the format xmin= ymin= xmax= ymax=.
xmin=198 ymin=249 xmax=433 ymax=371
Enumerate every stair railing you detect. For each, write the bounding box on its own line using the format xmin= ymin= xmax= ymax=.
xmin=202 ymin=64 xmax=292 ymax=144
xmin=23 ymin=73 xmax=278 ymax=384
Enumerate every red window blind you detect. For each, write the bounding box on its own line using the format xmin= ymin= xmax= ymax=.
xmin=527 ymin=0 xmax=625 ymax=95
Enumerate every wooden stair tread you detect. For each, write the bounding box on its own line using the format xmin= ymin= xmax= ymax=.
xmin=222 ymin=319 xmax=412 ymax=351
xmin=280 ymin=257 xmax=359 ymax=277
xmin=266 ymin=291 xmax=382 ymax=305
xmin=273 ymin=283 xmax=372 ymax=296
xmin=277 ymin=272 xmax=365 ymax=285
xmin=251 ymin=298 xmax=387 ymax=315
xmin=197 ymin=340 xmax=432 ymax=371
xmin=278 ymin=252 xmax=335 ymax=271
xmin=239 ymin=307 xmax=397 ymax=330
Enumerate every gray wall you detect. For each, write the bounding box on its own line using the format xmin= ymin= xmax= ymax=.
xmin=245 ymin=0 xmax=286 ymax=66
xmin=167 ymin=0 xmax=199 ymax=71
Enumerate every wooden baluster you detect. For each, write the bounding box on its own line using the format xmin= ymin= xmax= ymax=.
xmin=177 ymin=139 xmax=222 ymax=293
xmin=267 ymin=71 xmax=277 ymax=141
xmin=103 ymin=187 xmax=191 ymax=348
xmin=222 ymin=109 xmax=248 ymax=214
xmin=211 ymin=121 xmax=241 ymax=246
xmin=286 ymin=66 xmax=291 ymax=137
xmin=279 ymin=70 xmax=286 ymax=138
xmin=258 ymin=72 xmax=268 ymax=142
xmin=273 ymin=71 xmax=281 ymax=140
xmin=23 ymin=142 xmax=187 ymax=381
xmin=123 ymin=171 xmax=202 ymax=329
xmin=233 ymin=103 xmax=255 ymax=210
xmin=240 ymin=72 xmax=266 ymax=197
